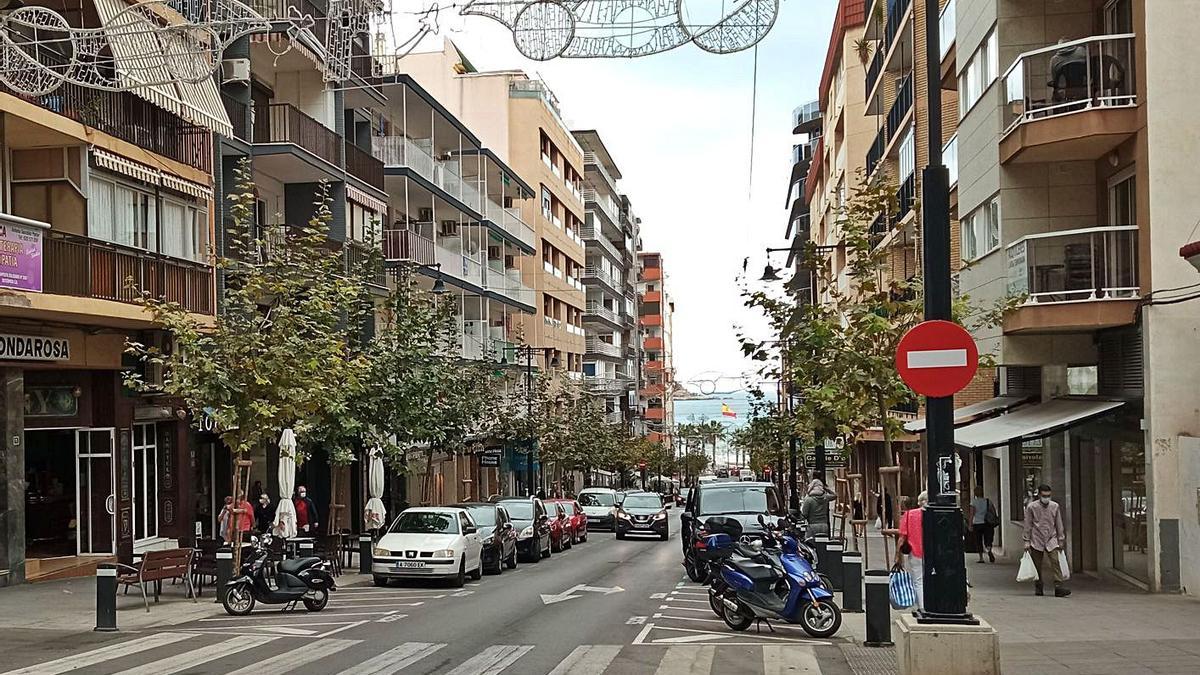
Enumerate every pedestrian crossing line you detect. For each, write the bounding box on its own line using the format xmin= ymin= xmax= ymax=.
xmin=334 ymin=642 xmax=446 ymax=675
xmin=654 ymin=645 xmax=715 ymax=675
xmin=444 ymin=644 xmax=535 ymax=675
xmin=762 ymin=645 xmax=821 ymax=674
xmin=0 ymin=632 xmax=197 ymax=675
xmin=546 ymin=645 xmax=623 ymax=675
xmin=223 ymin=638 xmax=360 ymax=675
xmin=114 ymin=634 xmax=279 ymax=675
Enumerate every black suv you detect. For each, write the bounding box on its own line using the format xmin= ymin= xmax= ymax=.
xmin=680 ymin=481 xmax=784 ymax=582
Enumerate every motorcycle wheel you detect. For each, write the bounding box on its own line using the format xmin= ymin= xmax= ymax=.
xmin=302 ymin=588 xmax=329 ymax=612
xmin=222 ymin=583 xmax=255 ymax=616
xmin=798 ymin=600 xmax=842 ymax=638
xmin=720 ymin=595 xmax=754 ymax=631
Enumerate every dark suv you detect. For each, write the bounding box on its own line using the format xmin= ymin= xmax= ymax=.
xmin=680 ymin=482 xmax=784 ymax=582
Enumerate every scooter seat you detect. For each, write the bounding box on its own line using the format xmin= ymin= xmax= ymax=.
xmin=278 ymin=557 xmax=322 ymax=574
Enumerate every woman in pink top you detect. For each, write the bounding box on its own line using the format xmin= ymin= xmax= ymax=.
xmin=894 ymin=491 xmax=928 ymax=611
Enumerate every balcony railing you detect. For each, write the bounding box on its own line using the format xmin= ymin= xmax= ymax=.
xmin=585 ymin=301 xmax=619 ymax=324
xmin=254 ymin=103 xmax=340 ymax=167
xmin=1006 ymin=225 xmax=1138 ymax=303
xmin=586 ymin=337 xmax=622 ymax=358
xmin=1002 ymin=34 xmax=1137 ymax=133
xmin=222 ymin=94 xmax=249 ymax=141
xmin=44 ymin=231 xmax=214 ymax=314
xmin=382 ymin=228 xmax=435 ymax=265
xmin=345 ymin=140 xmax=384 ymax=189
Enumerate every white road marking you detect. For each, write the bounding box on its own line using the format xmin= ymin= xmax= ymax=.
xmin=115 ymin=635 xmax=279 ymax=675
xmin=763 ymin=645 xmax=822 ymax=674
xmin=334 ymin=642 xmax=445 ymax=675
xmin=444 ymin=645 xmax=534 ymax=675
xmin=907 ymin=348 xmax=968 ymax=369
xmin=547 ymin=645 xmax=622 ymax=675
xmin=0 ymin=632 xmax=196 ymax=675
xmin=223 ymin=638 xmax=359 ymax=675
xmin=654 ymin=645 xmax=715 ymax=674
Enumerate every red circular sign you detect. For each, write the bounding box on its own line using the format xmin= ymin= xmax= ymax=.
xmin=895 ymin=320 xmax=979 ymax=398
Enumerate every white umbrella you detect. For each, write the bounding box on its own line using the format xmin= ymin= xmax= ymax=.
xmin=272 ymin=428 xmax=298 ymax=539
xmin=364 ymin=447 xmax=387 ymax=531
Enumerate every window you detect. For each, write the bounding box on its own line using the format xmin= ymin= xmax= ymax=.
xmin=959 ymin=28 xmax=997 ymax=117
xmin=898 ymin=125 xmax=915 ymax=180
xmin=961 ymin=195 xmax=1001 ymax=261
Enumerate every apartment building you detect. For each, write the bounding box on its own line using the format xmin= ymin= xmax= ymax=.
xmin=949 ymin=0 xmax=1200 ymax=593
xmin=638 ymin=253 xmax=675 ymax=447
xmin=0 ymin=1 xmax=228 ymax=583
xmin=572 ymin=130 xmax=642 ymax=426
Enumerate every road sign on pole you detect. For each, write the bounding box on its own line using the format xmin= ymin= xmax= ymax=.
xmin=895 ymin=320 xmax=979 ymax=398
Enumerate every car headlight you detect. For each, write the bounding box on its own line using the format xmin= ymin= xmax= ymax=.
xmin=653 ymin=512 xmax=667 ymax=520
xmin=520 ymin=526 xmax=534 ymax=538
xmin=617 ymin=511 xmax=631 ymax=520
xmin=431 ymin=549 xmax=455 ymax=558
xmin=373 ymin=547 xmax=389 ymax=556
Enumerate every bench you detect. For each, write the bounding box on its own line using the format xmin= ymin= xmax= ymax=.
xmin=117 ymin=548 xmax=197 ymax=612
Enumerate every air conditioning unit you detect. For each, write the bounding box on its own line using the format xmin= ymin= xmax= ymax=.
xmin=221 ymin=58 xmax=250 ymax=84
xmin=439 ymin=220 xmax=460 ymax=237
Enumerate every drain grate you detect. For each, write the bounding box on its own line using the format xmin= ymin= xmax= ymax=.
xmin=840 ymin=643 xmax=898 ymax=675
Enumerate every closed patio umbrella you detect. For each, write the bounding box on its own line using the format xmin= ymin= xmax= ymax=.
xmin=364 ymin=447 xmax=387 ymax=531
xmin=272 ymin=428 xmax=298 ymax=539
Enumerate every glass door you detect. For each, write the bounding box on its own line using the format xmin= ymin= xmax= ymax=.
xmin=76 ymin=429 xmax=115 ymax=556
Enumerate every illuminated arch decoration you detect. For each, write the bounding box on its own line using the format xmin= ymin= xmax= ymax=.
xmin=461 ymin=0 xmax=779 ymax=60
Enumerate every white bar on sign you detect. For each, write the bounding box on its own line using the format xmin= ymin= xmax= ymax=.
xmin=907 ymin=348 xmax=968 ymax=369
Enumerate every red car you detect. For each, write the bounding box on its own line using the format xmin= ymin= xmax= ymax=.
xmin=549 ymin=499 xmax=588 ymax=547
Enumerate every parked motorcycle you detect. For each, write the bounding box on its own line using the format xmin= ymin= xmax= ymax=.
xmin=222 ymin=535 xmax=336 ymax=616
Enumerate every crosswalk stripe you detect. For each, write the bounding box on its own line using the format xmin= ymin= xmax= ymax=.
xmin=654 ymin=645 xmax=715 ymax=675
xmin=1 ymin=632 xmax=197 ymax=675
xmin=114 ymin=634 xmax=278 ymax=675
xmin=222 ymin=638 xmax=360 ymax=675
xmin=762 ymin=645 xmax=821 ymax=674
xmin=547 ymin=645 xmax=622 ymax=675
xmin=335 ymin=642 xmax=445 ymax=675
xmin=445 ymin=645 xmax=534 ymax=675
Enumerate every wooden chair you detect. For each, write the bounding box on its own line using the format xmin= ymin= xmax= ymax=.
xmin=117 ymin=548 xmax=197 ymax=612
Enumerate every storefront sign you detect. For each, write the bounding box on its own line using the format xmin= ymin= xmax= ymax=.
xmin=0 ymin=333 xmax=69 ymax=361
xmin=0 ymin=217 xmax=45 ymax=292
xmin=480 ymin=446 xmax=503 ymax=468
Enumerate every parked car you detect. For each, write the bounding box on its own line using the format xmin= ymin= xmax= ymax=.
xmin=496 ymin=496 xmax=552 ymax=562
xmin=680 ymin=481 xmax=785 ymax=582
xmin=579 ymin=488 xmax=619 ymax=530
xmin=550 ymin=499 xmax=588 ymax=544
xmin=372 ymin=507 xmax=483 ymax=588
xmin=615 ymin=491 xmax=670 ymax=540
xmin=460 ymin=502 xmax=518 ymax=574
xmin=547 ymin=500 xmax=571 ymax=551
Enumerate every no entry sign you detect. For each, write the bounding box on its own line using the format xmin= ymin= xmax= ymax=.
xmin=895 ymin=320 xmax=979 ymax=398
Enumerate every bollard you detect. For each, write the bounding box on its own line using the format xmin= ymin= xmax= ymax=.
xmin=94 ymin=563 xmax=118 ymax=632
xmin=864 ymin=569 xmax=893 ymax=647
xmin=215 ymin=548 xmax=233 ymax=604
xmin=359 ymin=535 xmax=373 ymax=574
xmin=826 ymin=542 xmax=844 ymax=591
xmin=299 ymin=540 xmax=315 ymax=559
xmin=842 ymin=551 xmax=863 ymax=612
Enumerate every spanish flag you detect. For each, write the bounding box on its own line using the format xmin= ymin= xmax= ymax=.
xmin=721 ymin=403 xmax=737 ymax=418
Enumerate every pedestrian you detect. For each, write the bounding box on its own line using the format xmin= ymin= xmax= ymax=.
xmin=294 ymin=485 xmax=320 ymax=536
xmin=799 ymin=478 xmax=836 ymax=539
xmin=894 ymin=491 xmax=927 ymax=611
xmin=1023 ymin=484 xmax=1071 ymax=597
xmin=254 ymin=493 xmax=275 ymax=534
xmin=968 ymin=485 xmax=998 ymax=563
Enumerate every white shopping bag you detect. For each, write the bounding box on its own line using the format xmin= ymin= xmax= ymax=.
xmin=1016 ymin=551 xmax=1038 ymax=582
xmin=1058 ymin=550 xmax=1071 ymax=580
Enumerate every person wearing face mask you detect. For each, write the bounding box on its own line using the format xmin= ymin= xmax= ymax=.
xmin=254 ymin=493 xmax=275 ymax=534
xmin=1023 ymin=484 xmax=1070 ymax=597
xmin=294 ymin=486 xmax=320 ymax=536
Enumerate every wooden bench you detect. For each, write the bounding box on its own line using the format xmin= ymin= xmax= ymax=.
xmin=117 ymin=548 xmax=197 ymax=612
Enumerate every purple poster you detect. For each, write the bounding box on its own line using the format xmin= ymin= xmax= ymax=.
xmin=0 ymin=219 xmax=44 ymax=293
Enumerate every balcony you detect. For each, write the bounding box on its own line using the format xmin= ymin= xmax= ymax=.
xmin=44 ymin=231 xmax=214 ymax=314
xmin=1004 ymin=225 xmax=1139 ymax=334
xmin=222 ymin=94 xmax=250 ymax=142
xmin=382 ymin=228 xmax=435 ymax=265
xmin=344 ymin=141 xmax=384 ymax=190
xmin=585 ymin=337 xmax=622 ymax=358
xmin=254 ymin=103 xmax=341 ymax=167
xmin=584 ymin=301 xmax=620 ymax=325
xmin=1001 ymin=35 xmax=1138 ymax=165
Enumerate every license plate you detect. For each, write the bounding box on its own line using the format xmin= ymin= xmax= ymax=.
xmin=394 ymin=561 xmax=426 ymax=569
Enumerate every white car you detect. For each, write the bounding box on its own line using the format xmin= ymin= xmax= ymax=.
xmin=372 ymin=507 xmax=483 ymax=587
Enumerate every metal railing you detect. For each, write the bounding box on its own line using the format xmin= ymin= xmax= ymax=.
xmin=1006 ymin=225 xmax=1139 ymax=303
xmin=222 ymin=94 xmax=249 ymax=141
xmin=382 ymin=228 xmax=435 ymax=265
xmin=1002 ymin=34 xmax=1137 ymax=133
xmin=345 ymin=141 xmax=384 ymax=189
xmin=254 ymin=103 xmax=340 ymax=167
xmin=44 ymin=231 xmax=214 ymax=314
xmin=585 ymin=337 xmax=622 ymax=358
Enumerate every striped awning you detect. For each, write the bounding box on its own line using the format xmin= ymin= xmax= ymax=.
xmin=346 ymin=185 xmax=387 ymax=214
xmin=93 ymin=148 xmax=212 ymax=201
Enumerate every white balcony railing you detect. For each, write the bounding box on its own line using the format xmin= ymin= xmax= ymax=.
xmin=939 ymin=0 xmax=956 ymax=60
xmin=1006 ymin=225 xmax=1138 ymax=303
xmin=1002 ymin=34 xmax=1136 ymax=133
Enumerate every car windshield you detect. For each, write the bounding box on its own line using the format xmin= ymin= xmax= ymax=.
xmin=500 ymin=501 xmax=533 ymax=519
xmin=699 ymin=486 xmax=775 ymax=516
xmin=579 ymin=493 xmax=615 ymax=507
xmin=465 ymin=507 xmax=496 ymax=527
xmin=390 ymin=512 xmax=459 ymax=534
xmin=623 ymin=494 xmax=663 ymax=509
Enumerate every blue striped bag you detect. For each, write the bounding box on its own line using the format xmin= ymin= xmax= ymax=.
xmin=889 ymin=565 xmax=917 ymax=610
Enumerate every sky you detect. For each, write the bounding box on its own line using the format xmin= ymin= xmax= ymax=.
xmin=391 ymin=0 xmax=838 ymax=394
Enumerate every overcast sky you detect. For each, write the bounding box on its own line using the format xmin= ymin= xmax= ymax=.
xmin=395 ymin=0 xmax=836 ymax=393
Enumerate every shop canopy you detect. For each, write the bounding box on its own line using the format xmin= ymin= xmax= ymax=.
xmin=904 ymin=396 xmax=1029 ymax=433
xmin=953 ymin=398 xmax=1125 ymax=449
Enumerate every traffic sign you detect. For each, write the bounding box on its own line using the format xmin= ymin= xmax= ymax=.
xmin=895 ymin=320 xmax=979 ymax=398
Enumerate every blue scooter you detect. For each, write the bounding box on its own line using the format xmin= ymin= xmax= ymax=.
xmin=713 ymin=515 xmax=842 ymax=637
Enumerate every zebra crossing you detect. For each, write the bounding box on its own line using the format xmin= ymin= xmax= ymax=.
xmin=0 ymin=632 xmax=837 ymax=675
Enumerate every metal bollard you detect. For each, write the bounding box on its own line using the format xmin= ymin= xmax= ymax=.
xmin=863 ymin=569 xmax=893 ymax=647
xmin=842 ymin=551 xmax=863 ymax=612
xmin=215 ymin=548 xmax=233 ymax=604
xmin=826 ymin=542 xmax=844 ymax=591
xmin=359 ymin=535 xmax=373 ymax=574
xmin=94 ymin=563 xmax=118 ymax=632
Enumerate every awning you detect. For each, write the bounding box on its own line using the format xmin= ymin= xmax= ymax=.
xmin=905 ymin=396 xmax=1029 ymax=433
xmin=953 ymin=398 xmax=1125 ymax=449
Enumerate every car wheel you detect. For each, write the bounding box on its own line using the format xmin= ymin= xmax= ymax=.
xmin=452 ymin=557 xmax=466 ymax=588
xmin=372 ymin=575 xmax=390 ymax=588
xmin=506 ymin=546 xmax=518 ymax=569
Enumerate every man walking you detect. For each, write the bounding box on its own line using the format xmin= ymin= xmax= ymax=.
xmin=1023 ymin=484 xmax=1070 ymax=597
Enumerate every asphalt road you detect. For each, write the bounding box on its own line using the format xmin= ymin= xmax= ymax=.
xmin=0 ymin=518 xmax=863 ymax=674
